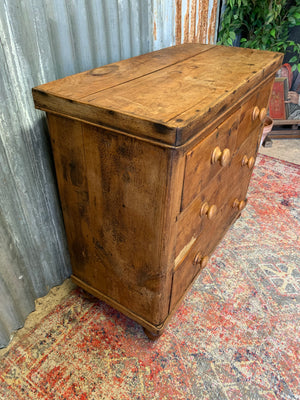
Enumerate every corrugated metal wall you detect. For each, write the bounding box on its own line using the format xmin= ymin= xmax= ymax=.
xmin=0 ymin=0 xmax=220 ymax=347
xmin=152 ymin=0 xmax=220 ymax=49
xmin=174 ymin=0 xmax=220 ymax=45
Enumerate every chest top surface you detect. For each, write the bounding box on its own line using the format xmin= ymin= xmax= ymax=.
xmin=33 ymin=44 xmax=282 ymax=146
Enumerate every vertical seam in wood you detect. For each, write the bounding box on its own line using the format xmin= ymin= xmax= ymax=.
xmin=179 ymin=154 xmax=188 ymax=213
xmin=175 ymin=126 xmax=182 ymax=146
xmin=158 ymin=149 xmax=180 ymax=320
xmin=168 ymin=271 xmax=176 ymax=315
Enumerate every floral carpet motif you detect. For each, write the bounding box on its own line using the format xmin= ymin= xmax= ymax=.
xmin=1 ymin=155 xmax=299 ymax=400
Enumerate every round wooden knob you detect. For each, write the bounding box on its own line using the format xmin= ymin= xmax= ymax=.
xmin=233 ymin=198 xmax=246 ymax=211
xmin=259 ymin=107 xmax=267 ymax=122
xmin=200 ymin=202 xmax=217 ymax=219
xmin=200 ymin=255 xmax=209 ymax=268
xmin=194 ymin=253 xmax=209 ymax=268
xmin=207 ymin=204 xmax=217 ymax=220
xmin=248 ymin=156 xmax=255 ymax=169
xmin=211 ymin=146 xmax=231 ymax=167
xmin=252 ymin=106 xmax=260 ymax=121
xmin=242 ymin=155 xmax=255 ymax=169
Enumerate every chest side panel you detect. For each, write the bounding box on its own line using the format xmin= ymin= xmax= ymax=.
xmin=47 ymin=114 xmax=173 ymax=325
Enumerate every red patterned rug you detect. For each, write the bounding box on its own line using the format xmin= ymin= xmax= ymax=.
xmin=1 ymin=154 xmax=299 ymax=400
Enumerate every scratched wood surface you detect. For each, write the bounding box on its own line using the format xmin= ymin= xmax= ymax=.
xmin=175 ymin=124 xmax=261 ymax=263
xmin=33 ymin=44 xmax=282 ymax=146
xmin=181 ymin=109 xmax=240 ymax=210
xmin=35 ymin=45 xmax=283 ymax=337
xmin=48 ymin=114 xmax=176 ymax=325
xmin=35 ymin=44 xmax=213 ymax=100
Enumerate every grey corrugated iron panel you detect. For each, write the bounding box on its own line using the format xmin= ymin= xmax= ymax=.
xmin=0 ymin=0 xmax=152 ymax=349
xmin=152 ymin=0 xmax=176 ymax=50
xmin=0 ymin=0 xmax=72 ymax=347
xmin=0 ymin=0 xmax=220 ymax=347
xmin=40 ymin=0 xmax=151 ymax=78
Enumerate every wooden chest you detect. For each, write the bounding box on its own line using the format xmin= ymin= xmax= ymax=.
xmin=33 ymin=44 xmax=282 ymax=338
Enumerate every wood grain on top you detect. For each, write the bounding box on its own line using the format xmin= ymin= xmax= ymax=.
xmin=33 ymin=44 xmax=283 ymax=146
xmin=34 ymin=44 xmax=213 ymax=99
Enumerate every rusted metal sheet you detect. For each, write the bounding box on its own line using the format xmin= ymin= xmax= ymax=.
xmin=151 ymin=0 xmax=176 ymax=50
xmin=175 ymin=0 xmax=220 ymax=45
xmin=175 ymin=0 xmax=183 ymax=45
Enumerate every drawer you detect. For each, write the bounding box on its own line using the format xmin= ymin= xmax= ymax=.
xmin=237 ymin=77 xmax=274 ymax=148
xmin=170 ymin=201 xmax=240 ymax=311
xmin=181 ymin=109 xmax=240 ymax=210
xmin=171 ymin=127 xmax=261 ymax=311
xmin=175 ymin=126 xmax=260 ymax=263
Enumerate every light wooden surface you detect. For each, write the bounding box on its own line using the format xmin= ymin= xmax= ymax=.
xmin=33 ymin=44 xmax=283 ymax=338
xmin=33 ymin=44 xmax=282 ymax=146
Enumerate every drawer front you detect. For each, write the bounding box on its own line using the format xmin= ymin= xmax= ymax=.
xmin=181 ymin=110 xmax=240 ymax=210
xmin=171 ymin=127 xmax=261 ymax=311
xmin=170 ymin=201 xmax=240 ymax=311
xmin=175 ymin=126 xmax=260 ymax=264
xmin=237 ymin=77 xmax=274 ymax=148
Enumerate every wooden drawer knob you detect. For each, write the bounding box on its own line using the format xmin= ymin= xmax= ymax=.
xmin=211 ymin=146 xmax=231 ymax=167
xmin=194 ymin=253 xmax=209 ymax=268
xmin=233 ymin=198 xmax=246 ymax=211
xmin=259 ymin=107 xmax=267 ymax=122
xmin=200 ymin=202 xmax=217 ymax=219
xmin=242 ymin=155 xmax=255 ymax=169
xmin=252 ymin=106 xmax=260 ymax=121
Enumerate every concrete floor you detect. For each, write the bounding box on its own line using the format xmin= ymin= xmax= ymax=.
xmin=259 ymin=138 xmax=300 ymax=164
xmin=1 ymin=138 xmax=299 ymax=354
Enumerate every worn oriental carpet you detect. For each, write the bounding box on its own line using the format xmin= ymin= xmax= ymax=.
xmin=1 ymin=154 xmax=299 ymax=400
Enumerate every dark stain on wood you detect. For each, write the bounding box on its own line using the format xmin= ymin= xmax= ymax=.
xmin=90 ymin=65 xmax=119 ymax=76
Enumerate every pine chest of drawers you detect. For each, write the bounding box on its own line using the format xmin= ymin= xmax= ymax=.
xmin=33 ymin=44 xmax=282 ymax=338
